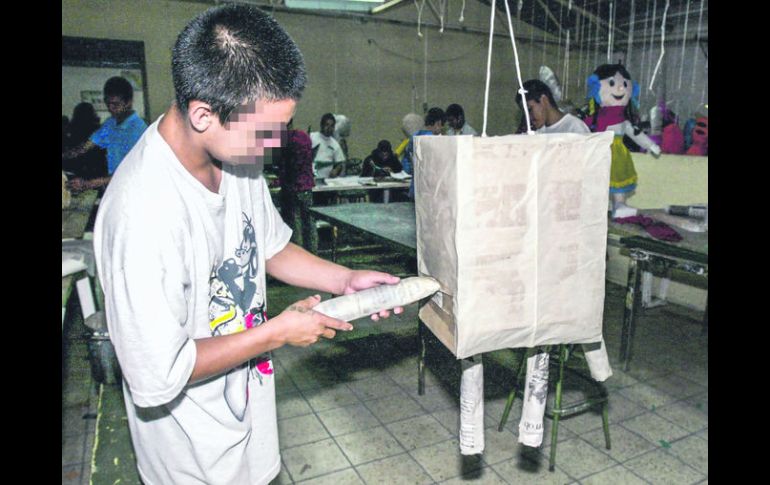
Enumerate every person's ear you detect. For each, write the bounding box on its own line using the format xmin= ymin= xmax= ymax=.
xmin=188 ymin=100 xmax=215 ymax=133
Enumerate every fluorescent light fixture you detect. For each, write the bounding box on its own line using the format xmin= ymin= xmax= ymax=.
xmin=284 ymin=0 xmax=385 ymax=13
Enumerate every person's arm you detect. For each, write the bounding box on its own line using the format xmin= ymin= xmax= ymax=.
xmin=622 ymin=121 xmax=661 ymax=156
xmin=266 ymin=242 xmax=403 ymax=315
xmin=68 ymin=175 xmax=112 ymax=192
xmin=62 ymin=139 xmax=97 ymax=161
xmin=189 ymin=294 xmax=353 ymax=383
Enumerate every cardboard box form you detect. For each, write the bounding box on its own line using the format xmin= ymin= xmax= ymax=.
xmin=414 ymin=132 xmax=614 ymax=359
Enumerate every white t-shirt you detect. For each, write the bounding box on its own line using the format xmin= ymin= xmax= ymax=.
xmin=310 ymin=131 xmax=345 ymax=178
xmin=536 ymin=113 xmax=590 ymax=134
xmin=446 ymin=123 xmax=478 ymax=136
xmin=94 ymin=118 xmax=292 ymax=485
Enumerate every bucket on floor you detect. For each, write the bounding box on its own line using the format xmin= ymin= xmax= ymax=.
xmin=85 ymin=312 xmax=122 ymax=385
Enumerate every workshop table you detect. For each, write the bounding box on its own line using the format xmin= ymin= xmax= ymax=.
xmin=271 ymin=178 xmax=410 ymax=205
xmin=608 ymin=210 xmax=708 ymax=371
xmin=62 ymin=190 xmax=99 ymax=329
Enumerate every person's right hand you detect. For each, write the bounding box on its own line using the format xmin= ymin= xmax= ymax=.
xmin=271 ymin=295 xmax=353 ymax=347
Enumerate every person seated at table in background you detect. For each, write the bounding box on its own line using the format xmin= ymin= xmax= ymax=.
xmin=333 ymin=114 xmax=352 ymax=160
xmin=310 ymin=112 xmax=346 ymax=178
xmin=444 ymin=103 xmax=478 ymax=136
xmin=516 ymin=79 xmax=589 ymax=134
xmin=62 ymin=77 xmax=148 ymax=192
xmin=362 ymin=140 xmax=403 ymax=177
xmin=277 ymin=119 xmax=318 ymax=254
xmin=62 ymin=102 xmax=109 ymax=185
xmin=401 ymin=107 xmax=445 ymax=200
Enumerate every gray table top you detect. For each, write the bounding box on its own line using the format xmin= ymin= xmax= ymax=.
xmin=310 ymin=202 xmax=416 ymax=254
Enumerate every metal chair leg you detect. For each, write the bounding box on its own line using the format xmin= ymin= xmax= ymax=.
xmin=498 ymin=348 xmax=532 ymax=432
xmin=548 ymin=345 xmax=569 ymax=472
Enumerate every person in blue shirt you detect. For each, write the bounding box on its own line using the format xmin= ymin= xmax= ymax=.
xmin=401 ymin=107 xmax=445 ymax=200
xmin=62 ymin=77 xmax=148 ymax=192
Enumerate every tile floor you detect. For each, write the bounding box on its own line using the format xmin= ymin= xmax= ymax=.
xmin=62 ymin=251 xmax=708 ymax=485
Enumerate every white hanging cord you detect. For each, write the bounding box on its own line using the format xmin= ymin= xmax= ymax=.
xmin=690 ymin=0 xmax=704 ymax=91
xmin=576 ymin=0 xmax=586 ymax=88
xmin=562 ymin=29 xmax=570 ymax=101
xmin=529 ymin=2 xmax=535 ymax=74
xmin=556 ymin=0 xmax=564 ymax=78
xmin=542 ymin=5 xmax=548 ymax=67
xmin=503 ymin=0 xmax=533 ymax=135
xmin=645 ymin=0 xmax=658 ymax=93
xmin=439 ymin=0 xmax=446 ymax=33
xmin=423 ymin=28 xmax=428 ymax=109
xmin=482 ymin=0 xmax=496 ymax=137
xmin=459 ymin=0 xmax=465 ymax=22
xmin=518 ymin=0 xmax=524 ymax=19
xmin=593 ymin=0 xmax=600 ymax=69
xmin=648 ymin=0 xmax=670 ymax=92
xmin=626 ymin=0 xmax=635 ymax=66
xmin=677 ymin=0 xmax=690 ymax=90
xmin=415 ymin=0 xmax=425 ymax=37
xmin=563 ymin=0 xmax=572 ymax=98
xmin=606 ymin=1 xmax=614 ymax=62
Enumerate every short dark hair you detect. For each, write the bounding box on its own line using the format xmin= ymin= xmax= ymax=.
xmin=425 ymin=107 xmax=445 ymax=126
xmin=172 ymin=3 xmax=307 ymax=123
xmin=103 ymin=77 xmax=134 ymax=102
xmin=516 ymin=79 xmax=557 ymax=109
xmin=321 ymin=113 xmax=336 ymax=126
xmin=445 ymin=103 xmax=464 ymax=119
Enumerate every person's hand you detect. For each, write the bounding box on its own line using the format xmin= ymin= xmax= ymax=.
xmin=66 ymin=178 xmax=87 ymax=192
xmin=341 ymin=270 xmax=404 ymax=321
xmin=271 ymin=295 xmax=353 ymax=347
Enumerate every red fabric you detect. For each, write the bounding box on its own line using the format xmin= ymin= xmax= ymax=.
xmin=614 ymin=215 xmax=683 ymax=242
xmin=660 ymin=124 xmax=685 ymax=154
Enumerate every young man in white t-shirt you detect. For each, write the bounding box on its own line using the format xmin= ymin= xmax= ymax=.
xmin=516 ymin=79 xmax=590 ymax=134
xmin=310 ymin=112 xmax=346 ymax=178
xmin=93 ymin=5 xmax=402 ymax=484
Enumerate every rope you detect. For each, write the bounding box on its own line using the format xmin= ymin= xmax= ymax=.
xmin=677 ymin=0 xmax=690 ymax=90
xmin=606 ymin=1 xmax=613 ymax=62
xmin=482 ymin=0 xmax=496 ymax=136
xmin=415 ymin=0 xmax=425 ymax=37
xmin=503 ymin=0 xmax=533 ymax=135
xmin=648 ymin=0 xmax=670 ymax=92
xmin=459 ymin=0 xmax=465 ymax=22
xmin=690 ymin=0 xmax=704 ymax=91
xmin=626 ymin=0 xmax=635 ymax=66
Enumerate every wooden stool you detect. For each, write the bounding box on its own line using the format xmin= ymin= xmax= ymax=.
xmin=498 ymin=345 xmax=611 ymax=471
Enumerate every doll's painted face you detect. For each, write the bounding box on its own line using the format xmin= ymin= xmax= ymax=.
xmin=599 ymin=72 xmax=632 ymax=107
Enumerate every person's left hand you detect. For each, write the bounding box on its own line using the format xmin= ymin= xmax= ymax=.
xmin=67 ymin=178 xmax=87 ymax=192
xmin=342 ymin=270 xmax=404 ymax=321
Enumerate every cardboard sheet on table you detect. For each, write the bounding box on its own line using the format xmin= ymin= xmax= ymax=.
xmin=414 ymin=132 xmax=614 ymax=358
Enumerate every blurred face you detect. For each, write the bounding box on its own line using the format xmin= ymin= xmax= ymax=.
xmin=321 ymin=117 xmax=335 ymax=137
xmin=446 ymin=114 xmax=463 ymax=130
xmin=599 ymin=72 xmax=631 ymax=107
xmin=525 ymin=97 xmax=547 ymax=129
xmin=210 ymin=98 xmax=296 ymax=167
xmin=104 ymin=95 xmax=132 ymax=120
xmin=428 ymin=121 xmax=444 ymax=135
